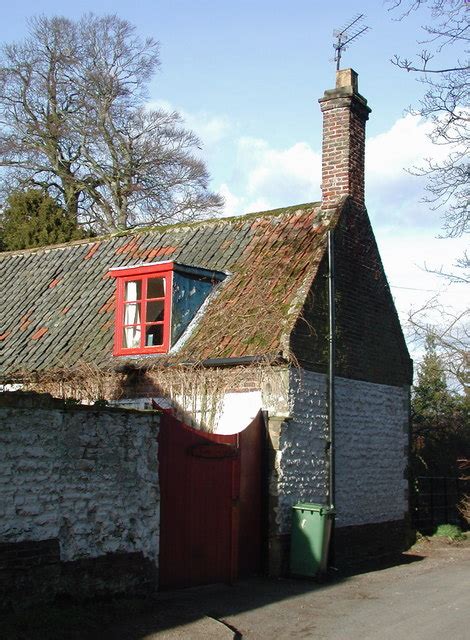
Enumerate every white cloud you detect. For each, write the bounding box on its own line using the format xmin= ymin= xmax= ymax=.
xmin=377 ymin=233 xmax=468 ymax=320
xmin=219 ymin=137 xmax=321 ymax=215
xmin=218 ymin=183 xmax=242 ymax=216
xmin=218 ymin=113 xmax=451 ymax=224
xmin=146 ymin=99 xmax=232 ymax=146
xmin=377 ymin=231 xmax=468 ymax=368
xmin=366 ymin=113 xmax=455 ymax=231
xmin=185 ymin=112 xmax=232 ymax=145
xmin=244 ymin=197 xmax=273 ymax=215
xmin=367 ymin=114 xmax=438 ymax=182
xmin=363 ymin=114 xmax=467 ymax=361
xmin=220 ymin=113 xmax=456 ymax=226
xmin=246 ymin=141 xmax=320 ymax=195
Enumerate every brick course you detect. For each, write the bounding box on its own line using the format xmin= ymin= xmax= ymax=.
xmin=291 ymin=201 xmax=412 ymax=387
xmin=334 ymin=519 xmax=407 ymax=566
xmin=319 ymin=69 xmax=371 ymax=210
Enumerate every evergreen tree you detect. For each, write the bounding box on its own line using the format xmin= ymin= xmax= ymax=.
xmin=411 ymin=335 xmax=469 ymax=477
xmin=0 ymin=189 xmax=86 ymax=251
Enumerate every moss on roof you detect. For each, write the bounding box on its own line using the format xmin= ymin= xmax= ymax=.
xmin=0 ymin=201 xmax=331 ymax=377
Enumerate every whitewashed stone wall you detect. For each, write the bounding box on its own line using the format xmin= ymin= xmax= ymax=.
xmin=0 ymin=398 xmax=160 ymax=564
xmin=275 ymin=369 xmax=409 ymax=533
xmin=275 ymin=370 xmax=328 ymax=533
xmin=335 ymin=377 xmax=409 ymax=528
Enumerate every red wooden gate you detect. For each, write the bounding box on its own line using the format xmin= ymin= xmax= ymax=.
xmin=158 ymin=412 xmax=264 ymax=589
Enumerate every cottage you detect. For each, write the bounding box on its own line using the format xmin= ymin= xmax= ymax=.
xmin=0 ymin=70 xmax=412 ymax=582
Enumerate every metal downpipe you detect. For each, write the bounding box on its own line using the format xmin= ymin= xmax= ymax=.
xmin=327 ymin=230 xmax=336 ymax=512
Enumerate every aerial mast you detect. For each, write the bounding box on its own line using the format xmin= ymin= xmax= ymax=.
xmin=333 ymin=14 xmax=369 ymax=70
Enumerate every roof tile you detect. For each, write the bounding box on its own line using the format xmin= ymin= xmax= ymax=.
xmin=0 ymin=202 xmax=328 ymax=377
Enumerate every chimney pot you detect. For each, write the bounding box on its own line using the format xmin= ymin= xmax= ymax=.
xmin=336 ymin=68 xmax=358 ymax=94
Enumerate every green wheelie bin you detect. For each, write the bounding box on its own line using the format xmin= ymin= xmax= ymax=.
xmin=290 ymin=502 xmax=334 ymax=577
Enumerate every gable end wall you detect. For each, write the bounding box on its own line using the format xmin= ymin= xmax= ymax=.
xmin=275 ymin=368 xmax=409 ymax=532
xmin=291 ymin=201 xmax=413 ymax=387
xmin=266 ymin=367 xmax=409 ymax=572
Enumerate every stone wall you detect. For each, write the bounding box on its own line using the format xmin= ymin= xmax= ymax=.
xmin=335 ymin=376 xmax=409 ymax=528
xmin=264 ymin=368 xmax=409 ymax=571
xmin=0 ymin=392 xmax=160 ymax=608
xmin=276 ymin=369 xmax=328 ymax=534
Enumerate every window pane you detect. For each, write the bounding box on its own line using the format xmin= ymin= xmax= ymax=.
xmin=124 ymin=302 xmax=141 ymax=325
xmin=147 ymin=277 xmax=165 ymax=299
xmin=123 ymin=325 xmax=141 ymax=349
xmin=125 ymin=280 xmax=142 ymax=301
xmin=145 ymin=324 xmax=163 ymax=347
xmin=147 ymin=300 xmax=165 ymax=323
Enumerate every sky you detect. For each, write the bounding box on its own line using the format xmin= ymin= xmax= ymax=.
xmin=1 ymin=1 xmax=468 ymax=367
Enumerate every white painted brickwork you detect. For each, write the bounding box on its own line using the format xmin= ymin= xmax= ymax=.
xmin=276 ymin=369 xmax=408 ymax=533
xmin=335 ymin=377 xmax=408 ymax=528
xmin=0 ymin=405 xmax=160 ymax=563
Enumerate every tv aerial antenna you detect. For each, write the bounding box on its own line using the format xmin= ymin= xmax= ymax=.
xmin=333 ymin=14 xmax=369 ymax=71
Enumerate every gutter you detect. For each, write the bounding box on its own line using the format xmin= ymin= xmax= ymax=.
xmin=194 ymin=354 xmax=287 ymax=368
xmin=113 ymin=352 xmax=288 ymax=373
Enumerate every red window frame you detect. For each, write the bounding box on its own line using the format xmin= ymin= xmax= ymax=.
xmin=109 ymin=262 xmax=173 ymax=356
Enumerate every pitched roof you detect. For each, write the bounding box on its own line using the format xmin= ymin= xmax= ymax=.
xmin=0 ymin=202 xmax=331 ymax=379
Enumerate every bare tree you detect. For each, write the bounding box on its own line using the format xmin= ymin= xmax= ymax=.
xmin=407 ymin=296 xmax=469 ymax=393
xmin=389 ymin=0 xmax=469 ymax=238
xmin=79 ymin=107 xmax=221 ymax=233
xmin=0 ymin=14 xmax=222 ymax=232
xmin=424 ymin=249 xmax=469 ymax=285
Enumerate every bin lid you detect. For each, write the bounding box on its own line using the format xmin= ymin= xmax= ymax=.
xmin=292 ymin=502 xmax=335 ymax=515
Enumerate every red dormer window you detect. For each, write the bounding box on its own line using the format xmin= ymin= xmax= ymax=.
xmin=109 ymin=262 xmax=173 ymax=355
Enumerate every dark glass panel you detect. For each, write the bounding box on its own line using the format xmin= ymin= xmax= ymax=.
xmin=148 ymin=277 xmax=165 ymax=299
xmin=147 ymin=300 xmax=165 ymax=323
xmin=145 ymin=324 xmax=163 ymax=347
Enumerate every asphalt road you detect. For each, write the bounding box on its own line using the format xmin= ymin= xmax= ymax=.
xmin=218 ymin=546 xmax=470 ymax=639
xmin=6 ymin=541 xmax=467 ymax=639
xmin=130 ymin=541 xmax=470 ymax=640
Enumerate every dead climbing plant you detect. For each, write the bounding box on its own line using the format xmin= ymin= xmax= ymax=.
xmin=8 ymin=361 xmax=121 ymax=405
xmin=120 ymin=358 xmax=292 ymax=432
xmin=6 ymin=356 xmax=294 ymax=432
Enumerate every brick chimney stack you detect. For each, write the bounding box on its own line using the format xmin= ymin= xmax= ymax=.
xmin=318 ymin=69 xmax=371 ymax=210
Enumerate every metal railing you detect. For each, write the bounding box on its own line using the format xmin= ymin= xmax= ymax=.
xmin=412 ymin=476 xmax=470 ymax=533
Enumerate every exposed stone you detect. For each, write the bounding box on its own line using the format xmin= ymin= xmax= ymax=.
xmin=0 ymin=393 xmax=160 ymax=607
xmin=260 ymin=368 xmax=409 ymax=576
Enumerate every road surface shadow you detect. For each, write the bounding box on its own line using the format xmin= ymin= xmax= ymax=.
xmin=331 ymin=551 xmax=425 ymax=578
xmin=0 ymin=553 xmax=425 ymax=639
